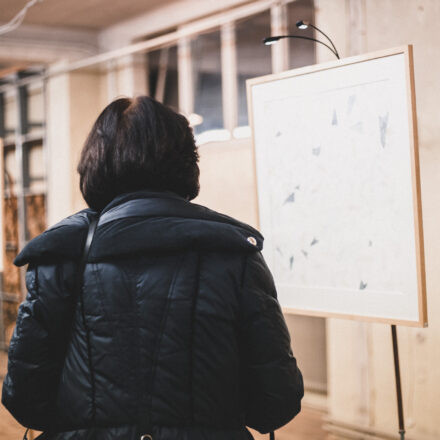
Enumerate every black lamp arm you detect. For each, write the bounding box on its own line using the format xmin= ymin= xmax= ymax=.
xmin=265 ymin=35 xmax=340 ymax=59
xmin=308 ymin=24 xmax=340 ymax=58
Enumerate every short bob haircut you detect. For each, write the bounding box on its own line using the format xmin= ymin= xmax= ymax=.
xmin=77 ymin=96 xmax=200 ymax=211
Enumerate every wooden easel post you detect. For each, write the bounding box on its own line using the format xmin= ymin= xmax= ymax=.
xmin=391 ymin=325 xmax=405 ymax=440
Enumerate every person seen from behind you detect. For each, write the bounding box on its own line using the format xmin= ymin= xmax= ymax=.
xmin=2 ymin=95 xmax=304 ymax=440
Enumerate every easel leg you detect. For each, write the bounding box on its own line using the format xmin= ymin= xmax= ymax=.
xmin=391 ymin=324 xmax=405 ymax=440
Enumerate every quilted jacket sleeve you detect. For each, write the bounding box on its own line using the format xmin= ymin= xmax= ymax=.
xmin=1 ymin=261 xmax=77 ymax=431
xmin=240 ymin=251 xmax=304 ymax=434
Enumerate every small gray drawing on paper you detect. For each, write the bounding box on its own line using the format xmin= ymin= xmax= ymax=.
xmin=347 ymin=94 xmax=356 ymax=114
xmin=301 ymin=249 xmax=308 ymax=258
xmin=379 ymin=112 xmax=389 ymax=148
xmin=311 ymin=237 xmax=319 ymax=246
xmin=312 ymin=146 xmax=321 ymax=156
xmin=332 ymin=109 xmax=338 ymax=125
xmin=283 ymin=192 xmax=295 ymax=204
xmin=359 ymin=281 xmax=368 ymax=290
xmin=289 ymin=255 xmax=294 ymax=270
xmin=275 ymin=130 xmax=282 ymax=137
xmin=276 ymin=246 xmax=283 ymax=256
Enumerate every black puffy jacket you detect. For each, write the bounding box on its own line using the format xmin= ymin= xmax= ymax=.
xmin=2 ymin=189 xmax=304 ymax=440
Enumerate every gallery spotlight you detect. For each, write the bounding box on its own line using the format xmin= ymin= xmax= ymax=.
xmin=296 ymin=20 xmax=310 ymax=30
xmin=263 ymin=36 xmax=282 ymax=45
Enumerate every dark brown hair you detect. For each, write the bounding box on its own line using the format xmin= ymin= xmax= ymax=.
xmin=77 ymin=96 xmax=200 ymax=211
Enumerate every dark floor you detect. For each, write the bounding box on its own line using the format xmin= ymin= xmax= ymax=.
xmin=249 ymin=407 xmax=326 ymax=440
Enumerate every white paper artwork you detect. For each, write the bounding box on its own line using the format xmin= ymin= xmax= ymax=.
xmin=249 ymin=52 xmax=423 ymax=324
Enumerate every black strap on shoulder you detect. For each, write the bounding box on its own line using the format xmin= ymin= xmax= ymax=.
xmin=270 ymin=431 xmax=275 ymax=440
xmin=73 ymin=214 xmax=99 ymax=305
xmin=22 ymin=215 xmax=100 ymax=440
xmin=72 ymin=213 xmax=99 ymax=300
xmin=78 ymin=215 xmax=99 ymax=285
xmin=77 ymin=214 xmax=99 ymax=424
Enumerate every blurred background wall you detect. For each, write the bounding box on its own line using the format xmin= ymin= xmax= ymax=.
xmin=0 ymin=0 xmax=439 ymax=439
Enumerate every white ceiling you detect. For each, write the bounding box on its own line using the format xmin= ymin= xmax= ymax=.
xmin=0 ymin=0 xmax=174 ymax=30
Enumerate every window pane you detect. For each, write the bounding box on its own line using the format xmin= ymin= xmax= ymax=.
xmin=147 ymin=45 xmax=179 ymax=112
xmin=287 ymin=0 xmax=316 ymax=69
xmin=4 ymin=94 xmax=17 ymax=137
xmin=4 ymin=146 xmax=17 ymax=194
xmin=236 ymin=10 xmax=272 ymax=127
xmin=28 ymin=85 xmax=44 ymax=136
xmin=23 ymin=142 xmax=45 ymax=193
xmin=192 ymin=30 xmax=223 ymax=135
xmin=3 ymin=195 xmax=20 ymax=296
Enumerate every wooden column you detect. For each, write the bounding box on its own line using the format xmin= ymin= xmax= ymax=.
xmin=221 ymin=22 xmax=238 ymax=133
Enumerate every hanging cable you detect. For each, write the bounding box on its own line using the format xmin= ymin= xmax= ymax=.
xmin=0 ymin=0 xmax=44 ymax=36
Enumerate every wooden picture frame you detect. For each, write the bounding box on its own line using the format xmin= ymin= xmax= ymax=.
xmin=247 ymin=45 xmax=427 ymax=327
xmin=0 ymin=138 xmax=4 ymax=278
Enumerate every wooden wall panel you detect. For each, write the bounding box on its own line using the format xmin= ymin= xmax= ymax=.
xmin=2 ymin=196 xmax=20 ymax=296
xmin=25 ymin=194 xmax=46 ymax=239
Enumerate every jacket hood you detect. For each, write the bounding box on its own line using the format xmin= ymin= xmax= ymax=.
xmin=14 ymin=189 xmax=264 ymax=266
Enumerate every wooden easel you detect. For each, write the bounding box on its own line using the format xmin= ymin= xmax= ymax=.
xmin=391 ymin=325 xmax=405 ymax=440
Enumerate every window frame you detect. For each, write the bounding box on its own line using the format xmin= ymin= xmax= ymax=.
xmin=141 ymin=0 xmax=314 ymax=145
xmin=0 ymin=72 xmax=47 ymax=302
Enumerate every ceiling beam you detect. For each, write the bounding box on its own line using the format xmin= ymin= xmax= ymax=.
xmin=0 ymin=23 xmax=99 ymax=65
